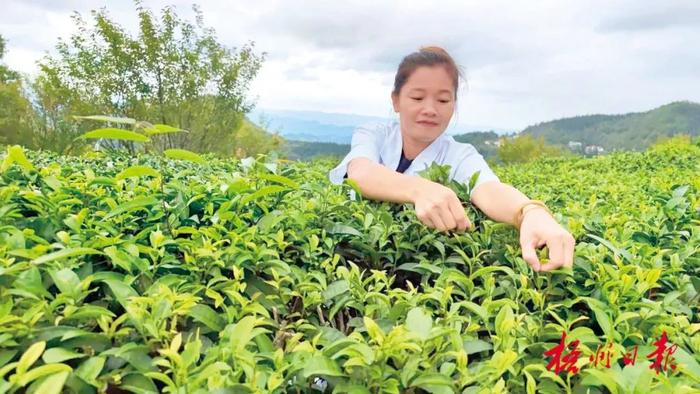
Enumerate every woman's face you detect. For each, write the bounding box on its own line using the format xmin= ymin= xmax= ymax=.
xmin=391 ymin=65 xmax=456 ymax=144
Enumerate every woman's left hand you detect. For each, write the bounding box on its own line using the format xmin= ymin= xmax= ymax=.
xmin=519 ymin=208 xmax=575 ymax=272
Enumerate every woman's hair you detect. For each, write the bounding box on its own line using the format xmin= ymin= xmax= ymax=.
xmin=392 ymin=46 xmax=464 ymax=100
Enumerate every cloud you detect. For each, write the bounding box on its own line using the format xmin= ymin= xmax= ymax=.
xmin=1 ymin=0 xmax=699 ymax=130
xmin=248 ymin=1 xmax=551 ymax=72
xmin=16 ymin=0 xmax=89 ymax=13
xmin=597 ymin=1 xmax=700 ymax=32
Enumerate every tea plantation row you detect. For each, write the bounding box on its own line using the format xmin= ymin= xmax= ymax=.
xmin=0 ymin=139 xmax=698 ymax=393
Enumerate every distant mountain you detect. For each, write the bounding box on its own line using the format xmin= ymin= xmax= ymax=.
xmin=249 ymin=108 xmax=511 ymax=144
xmin=284 ymin=130 xmax=510 ymax=161
xmin=451 ymin=131 xmax=514 ymax=159
xmin=248 ymin=109 xmax=387 ymax=144
xmin=521 ymin=101 xmax=700 ymax=151
xmin=284 ymin=140 xmax=350 ymax=161
xmin=252 ymin=109 xmax=388 ymax=127
xmin=271 ymin=101 xmax=700 ymax=160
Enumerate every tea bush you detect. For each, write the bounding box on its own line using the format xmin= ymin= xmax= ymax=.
xmin=0 ymin=140 xmax=698 ymax=393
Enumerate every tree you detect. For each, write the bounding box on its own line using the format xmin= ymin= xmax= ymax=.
xmin=0 ymin=35 xmax=19 ymax=82
xmin=231 ymin=119 xmax=284 ymax=158
xmin=34 ymin=1 xmax=275 ymax=155
xmin=0 ymin=35 xmax=34 ymax=148
xmin=497 ymin=134 xmax=566 ymax=165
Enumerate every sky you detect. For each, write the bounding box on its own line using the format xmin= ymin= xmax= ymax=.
xmin=2 ymin=0 xmax=699 ymax=131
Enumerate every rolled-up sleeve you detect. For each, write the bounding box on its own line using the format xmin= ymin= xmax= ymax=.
xmin=328 ymin=124 xmax=384 ymax=184
xmin=451 ymin=143 xmax=500 ymax=196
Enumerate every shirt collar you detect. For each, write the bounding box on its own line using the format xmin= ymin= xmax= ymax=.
xmin=380 ymin=121 xmax=448 ymax=175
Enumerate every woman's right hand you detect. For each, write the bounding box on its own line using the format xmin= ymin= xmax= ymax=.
xmin=411 ymin=178 xmax=471 ymax=233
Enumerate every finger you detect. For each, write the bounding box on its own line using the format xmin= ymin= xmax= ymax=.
xmin=539 ymin=239 xmax=566 ymax=272
xmin=415 ymin=208 xmax=433 ymax=229
xmin=418 ymin=212 xmax=434 ymax=229
xmin=563 ymin=236 xmax=575 ymax=268
xmin=439 ymin=203 xmax=458 ymax=231
xmin=521 ymin=238 xmax=541 ymax=272
xmin=440 ymin=198 xmax=459 ymax=231
xmin=426 ymin=200 xmax=454 ymax=232
xmin=448 ymin=199 xmax=469 ymax=232
xmin=429 ymin=211 xmax=448 ymax=232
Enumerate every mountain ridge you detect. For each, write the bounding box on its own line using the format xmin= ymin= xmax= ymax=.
xmin=268 ymin=101 xmax=700 ymax=160
xmin=249 ymin=108 xmax=513 ymax=144
xmin=521 ymin=101 xmax=700 ymax=150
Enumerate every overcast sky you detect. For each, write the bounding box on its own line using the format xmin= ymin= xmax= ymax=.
xmin=2 ymin=0 xmax=699 ymax=130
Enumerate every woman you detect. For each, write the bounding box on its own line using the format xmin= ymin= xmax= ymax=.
xmin=329 ymin=46 xmax=575 ymax=272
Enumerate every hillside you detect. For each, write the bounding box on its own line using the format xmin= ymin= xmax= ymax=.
xmin=522 ymin=101 xmax=700 ymax=150
xmin=284 ymin=140 xmax=350 ymax=160
xmin=250 ymin=109 xmax=511 ymax=144
xmin=284 ymin=130 xmax=511 ymax=161
xmin=277 ymin=101 xmax=700 ymax=160
xmin=249 ymin=109 xmax=387 ymax=144
xmin=451 ymin=131 xmax=515 ymax=159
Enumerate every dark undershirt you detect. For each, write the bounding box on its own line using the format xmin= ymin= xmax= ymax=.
xmin=343 ymin=150 xmax=413 ymax=179
xmin=395 ymin=150 xmax=413 ymax=173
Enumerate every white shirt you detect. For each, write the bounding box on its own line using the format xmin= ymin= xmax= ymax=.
xmin=328 ymin=121 xmax=500 ymax=196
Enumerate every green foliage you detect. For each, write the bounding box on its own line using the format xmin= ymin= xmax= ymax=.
xmin=649 ymin=134 xmax=694 ymax=152
xmin=284 ymin=131 xmax=512 ymax=162
xmin=0 ymin=140 xmax=698 ymax=392
xmin=29 ymin=2 xmax=271 ymax=155
xmin=75 ymin=115 xmax=199 ymax=161
xmin=0 ymin=35 xmax=20 ymax=83
xmin=231 ymin=119 xmax=285 ymax=158
xmin=1 ymin=145 xmax=35 ymax=173
xmin=284 ymin=140 xmax=350 ymax=161
xmin=452 ymin=131 xmax=511 ymax=160
xmin=497 ymin=134 xmax=567 ymax=165
xmin=523 ymin=101 xmax=700 ymax=151
xmin=0 ymin=35 xmax=33 ymax=149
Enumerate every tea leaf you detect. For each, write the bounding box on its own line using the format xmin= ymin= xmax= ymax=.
xmin=240 ymin=185 xmax=287 ymax=205
xmin=581 ymin=297 xmax=617 ymax=341
xmin=229 ymin=316 xmax=261 ymax=351
xmin=323 ymin=280 xmax=350 ymax=302
xmin=582 ymin=368 xmax=621 ymax=394
xmin=81 ymin=128 xmax=150 ymax=142
xmin=74 ymin=115 xmax=136 ymax=125
xmin=76 ymin=357 xmax=105 ymax=386
xmin=410 ymin=373 xmax=454 ymax=392
xmin=463 ymin=339 xmax=493 ymax=355
xmin=363 ymin=317 xmax=385 ymax=345
xmin=32 ymin=248 xmax=102 ymax=266
xmin=144 ymin=124 xmax=188 ymax=135
xmin=104 ymin=195 xmax=159 ymax=219
xmin=17 ymin=341 xmax=46 ymax=375
xmin=327 ymin=223 xmax=362 ymax=237
xmin=188 ymin=304 xmax=226 ymax=332
xmin=101 ymin=279 xmax=138 ymax=308
xmin=120 ymin=374 xmax=159 ymax=394
xmin=302 ymin=354 xmax=344 ymax=378
xmin=3 ymin=145 xmax=34 ymax=172
xmin=163 ymin=149 xmax=206 ymax=164
xmin=15 ymin=364 xmax=72 ymax=387
xmin=116 ymin=165 xmax=161 ymax=180
xmin=258 ymin=173 xmax=299 ymax=188
xmin=406 ymin=307 xmax=432 ymax=340
xmin=674 ymin=347 xmax=700 ymax=381
xmin=49 ymin=268 xmax=81 ymax=298
xmin=32 ymin=371 xmax=70 ymax=394
xmin=42 ymin=348 xmax=85 ymax=364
